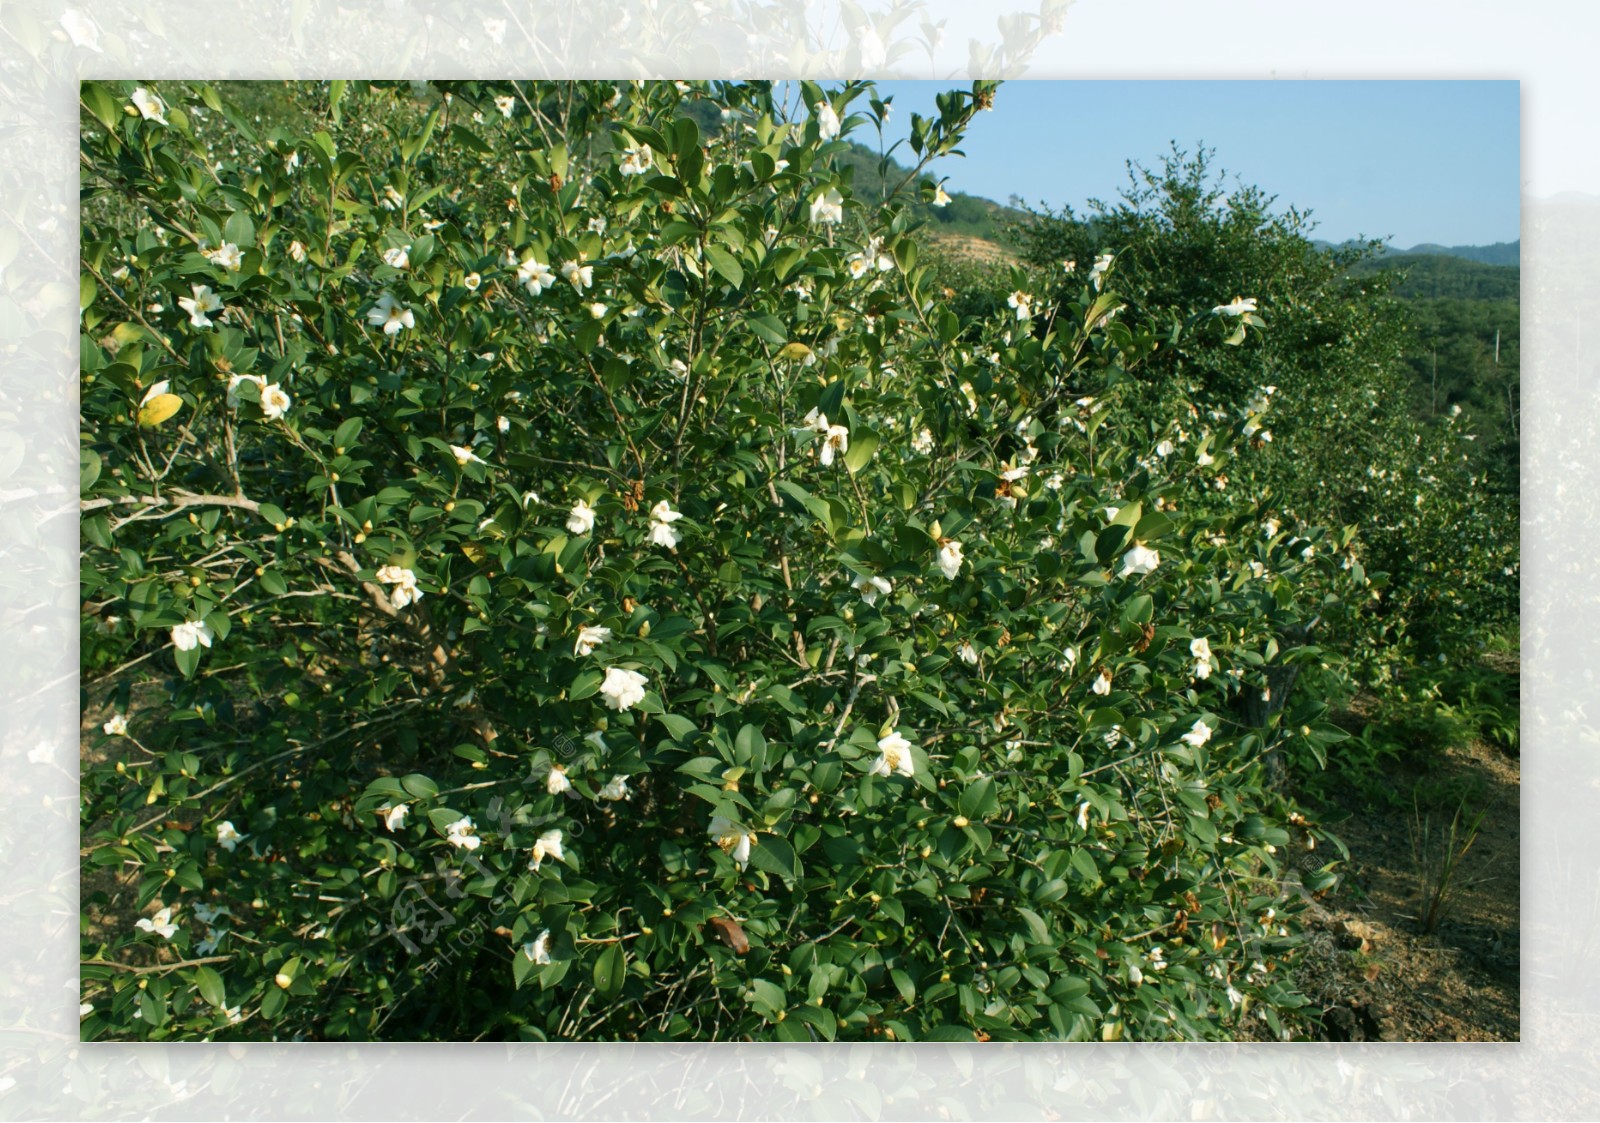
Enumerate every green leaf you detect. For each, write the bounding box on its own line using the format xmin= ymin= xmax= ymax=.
xmin=923 ymin=1024 xmax=977 ymax=1041
xmin=260 ymin=985 xmax=286 ymax=1021
xmin=223 ymin=211 xmax=256 ymax=249
xmin=748 ymin=834 xmax=800 ymax=882
xmin=193 ymin=966 xmax=226 ymax=1009
xmin=843 ymin=429 xmax=878 ymax=474
xmin=734 ymin=723 xmax=767 ymax=766
xmin=656 ymin=713 xmax=699 ymax=741
xmin=333 ymin=417 xmax=363 ymax=449
xmin=400 ymin=773 xmax=438 ymax=800
xmin=745 ymin=313 xmax=787 ymax=345
xmin=569 ymin=669 xmax=602 ymax=701
xmin=703 ymin=244 xmax=743 ymax=289
xmin=80 ymin=448 xmax=102 ymax=493
xmin=175 ymin=643 xmax=201 ymax=678
xmin=748 ymin=978 xmax=786 ymax=1016
xmin=593 ymin=943 xmax=625 ymax=998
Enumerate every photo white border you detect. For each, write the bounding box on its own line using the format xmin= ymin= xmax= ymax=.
xmin=5 ymin=0 xmax=1591 ymax=1116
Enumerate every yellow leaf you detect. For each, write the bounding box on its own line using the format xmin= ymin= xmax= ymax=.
xmin=776 ymin=342 xmax=812 ymax=362
xmin=137 ymin=393 xmax=184 ymax=427
xmin=461 ymin=543 xmax=487 ymax=565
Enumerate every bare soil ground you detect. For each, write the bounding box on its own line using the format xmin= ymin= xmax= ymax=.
xmin=1292 ymin=733 xmax=1520 ymax=1040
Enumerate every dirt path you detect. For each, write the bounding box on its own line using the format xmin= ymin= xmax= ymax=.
xmin=1293 ymin=736 xmax=1520 ymax=1040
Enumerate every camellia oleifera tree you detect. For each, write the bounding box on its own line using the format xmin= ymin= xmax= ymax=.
xmin=80 ymin=79 xmax=1356 ymax=1042
xmin=1008 ymin=147 xmax=1519 ymax=669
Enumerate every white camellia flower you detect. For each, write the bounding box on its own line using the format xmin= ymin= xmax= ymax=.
xmin=561 ymin=260 xmax=594 ymax=291
xmin=852 ymin=572 xmax=892 ymax=606
xmin=367 ymin=292 xmax=415 ymax=336
xmin=376 ymin=564 xmax=423 ymax=610
xmin=546 ymin=763 xmax=572 ymax=795
xmin=1191 ymin=637 xmax=1215 ymax=680
xmin=288 ymin=240 xmax=307 ymax=263
xmin=60 ymin=9 xmax=102 ymax=51
xmin=226 ymin=373 xmax=266 ymax=407
xmin=216 ymin=821 xmax=244 ymax=852
xmin=709 ymin=815 xmax=756 ymax=870
xmin=912 ymin=427 xmax=934 ymax=455
xmin=518 ymin=256 xmax=555 ymax=295
xmin=567 ymin=499 xmax=597 ymax=536
xmin=205 ymin=242 xmax=243 ymax=271
xmin=177 ymin=284 xmax=223 ymax=328
xmin=815 ymin=100 xmax=841 ymax=139
xmin=599 ymin=667 xmax=648 ymax=712
xmin=528 ymin=829 xmax=565 ymax=871
xmin=598 ymin=774 xmax=632 ymax=800
xmin=957 ymin=640 xmax=979 ymax=666
xmin=1156 ymin=439 xmax=1176 ymax=458
xmin=1181 ymin=719 xmax=1213 ymax=748
xmin=136 ymin=907 xmax=179 ymax=939
xmin=933 ymin=185 xmax=952 ymax=207
xmin=380 ymin=804 xmax=410 ymax=831
xmin=1058 ymin=647 xmax=1078 ymax=671
xmin=937 ymin=539 xmax=964 ymax=580
xmin=445 ymin=817 xmax=482 ymax=850
xmin=103 ymin=713 xmax=129 ymax=737
xmin=1089 ymin=252 xmax=1114 ymax=291
xmin=870 ymin=730 xmax=916 ymax=779
xmin=588 ymin=302 xmax=608 ymax=319
xmin=648 ymin=499 xmax=683 ymax=549
xmin=819 ymin=424 xmax=850 ymax=467
xmin=523 ymin=930 xmax=553 ymax=964
xmin=495 ymin=95 xmax=516 ymax=118
xmin=1118 ymin=544 xmax=1161 ymax=578
xmin=1263 ymin=518 xmax=1281 ymax=538
xmin=171 ymin=619 xmax=215 ymax=652
xmin=130 ymin=87 xmax=167 ymax=125
xmin=619 ymin=144 xmax=653 ymax=176
xmin=809 ymin=188 xmax=844 ymax=226
xmin=1212 ymin=296 xmax=1258 ymax=317
xmin=1092 ymin=668 xmax=1113 ymax=696
xmin=382 ymin=245 xmax=411 ymax=269
xmin=801 ymin=407 xmax=830 ymax=433
xmin=259 ymin=383 xmax=291 ymax=421
xmin=574 ymin=624 xmax=612 ymax=657
xmin=1007 ymin=290 xmax=1032 ymax=321
xmin=450 ymin=444 xmax=486 ymax=466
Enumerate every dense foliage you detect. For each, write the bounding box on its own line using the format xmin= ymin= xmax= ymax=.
xmin=82 ymin=80 xmax=1366 ymax=1042
xmin=1007 ymin=146 xmax=1519 ymax=666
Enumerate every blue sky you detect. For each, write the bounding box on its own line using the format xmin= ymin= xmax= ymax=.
xmin=861 ymin=81 xmax=1521 ymax=248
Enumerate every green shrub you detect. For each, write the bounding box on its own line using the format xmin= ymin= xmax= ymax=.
xmin=80 ymin=79 xmax=1355 ymax=1042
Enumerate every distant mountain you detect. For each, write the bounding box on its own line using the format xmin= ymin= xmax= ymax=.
xmin=1391 ymin=241 xmax=1519 ymax=266
xmin=1314 ymin=238 xmax=1519 ymax=266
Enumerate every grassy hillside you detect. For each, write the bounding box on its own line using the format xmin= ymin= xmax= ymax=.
xmin=835 ymin=142 xmax=1030 ymax=241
